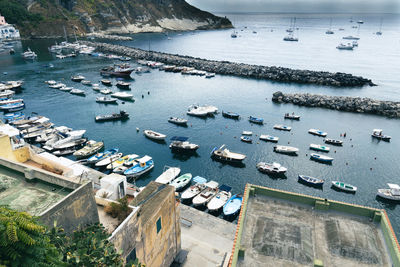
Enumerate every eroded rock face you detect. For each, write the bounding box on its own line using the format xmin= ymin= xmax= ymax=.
xmin=83 ymin=42 xmax=374 ymax=88
xmin=272 ymin=91 xmax=400 ymax=118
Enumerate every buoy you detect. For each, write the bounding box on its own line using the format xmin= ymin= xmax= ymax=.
xmin=288 ymin=141 xmax=290 ymax=144
xmin=234 ymin=136 xmax=236 ymax=138
xmin=121 ymin=101 xmax=125 ymax=104
xmin=370 ymin=168 xmax=373 ymax=170
xmin=142 ymin=95 xmax=144 ymax=98
xmin=148 ymin=91 xmax=150 ymax=95
xmin=220 ymin=132 xmax=223 ymax=135
xmin=136 ymin=127 xmax=139 ymax=132
xmin=374 ymin=157 xmax=377 ymax=160
xmin=351 ymin=145 xmax=353 ymax=147
xmin=346 ymin=162 xmax=348 ymax=165
xmin=306 ymin=154 xmax=308 ymax=156
xmin=334 ymin=151 xmax=336 ymax=153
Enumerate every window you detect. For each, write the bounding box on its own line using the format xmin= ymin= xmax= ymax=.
xmin=156 ymin=217 xmax=162 ymax=233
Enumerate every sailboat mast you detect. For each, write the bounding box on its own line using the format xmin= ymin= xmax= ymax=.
xmin=63 ymin=26 xmax=68 ymax=43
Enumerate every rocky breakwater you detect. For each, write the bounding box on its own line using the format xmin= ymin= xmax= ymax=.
xmin=272 ymin=91 xmax=400 ymax=118
xmin=83 ymin=41 xmax=374 ymax=87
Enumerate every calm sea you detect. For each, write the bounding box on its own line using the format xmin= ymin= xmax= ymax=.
xmin=1 ymin=13 xmax=400 ymax=233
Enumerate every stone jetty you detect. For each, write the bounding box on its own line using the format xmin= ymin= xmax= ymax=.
xmin=82 ymin=41 xmax=375 ymax=87
xmin=272 ymin=91 xmax=400 ymax=118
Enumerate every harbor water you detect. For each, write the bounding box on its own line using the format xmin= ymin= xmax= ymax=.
xmin=1 ymin=13 xmax=400 ymax=233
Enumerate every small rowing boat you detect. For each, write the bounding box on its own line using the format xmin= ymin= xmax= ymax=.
xmin=284 ymin=113 xmax=300 ymax=120
xmin=168 ymin=117 xmax=188 ymax=126
xmin=170 ymin=173 xmax=192 ymax=191
xmin=331 ymin=181 xmax=357 ymax=193
xmin=273 ymin=124 xmax=291 ymax=131
xmin=259 ymin=135 xmax=279 ymax=142
xmin=192 ymin=181 xmax=219 ymax=207
xmin=324 ymin=138 xmax=343 ymax=146
xmin=298 ymin=175 xmax=324 ymax=187
xmin=240 ymin=136 xmax=252 ymax=143
xmin=249 ymin=116 xmax=263 ymax=124
xmin=222 ymin=111 xmax=240 ymax=119
xmin=144 ymin=130 xmax=166 ymax=141
xmin=256 ymin=162 xmax=287 ymax=174
xmin=309 ymin=129 xmax=327 ymax=137
xmin=310 ymin=153 xmax=333 ymax=163
xmin=310 ymin=144 xmax=330 ymax=152
xmin=223 ymin=194 xmax=242 ymax=216
xmin=274 ymin=145 xmax=299 ymax=154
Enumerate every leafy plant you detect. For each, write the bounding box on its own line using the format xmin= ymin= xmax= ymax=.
xmin=105 ymin=196 xmax=132 ymax=222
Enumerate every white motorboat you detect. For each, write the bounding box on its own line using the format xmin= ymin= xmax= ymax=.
xmin=274 ymin=145 xmax=299 ymax=154
xmin=45 ymin=80 xmax=57 ymax=85
xmin=259 ymin=135 xmax=279 ymax=142
xmin=71 ymin=75 xmax=85 ymax=82
xmin=0 ymin=90 xmax=14 ymax=98
xmin=324 ymin=138 xmax=343 ymax=146
xmin=342 ymin=35 xmax=360 ymax=40
xmin=95 ymin=152 xmax=123 ymax=167
xmin=273 ymin=124 xmax=292 ymax=131
xmin=336 ymin=43 xmax=354 ymax=50
xmin=256 ymin=162 xmax=287 ymax=174
xmin=371 ymin=129 xmax=391 ymax=141
xmin=49 ymin=83 xmax=66 ymax=89
xmin=44 ymin=129 xmax=86 ymax=149
xmin=100 ymin=89 xmax=113 ymax=95
xmin=170 ymin=173 xmax=192 ymax=191
xmin=144 ymin=130 xmax=166 ymax=141
xmin=242 ymin=131 xmax=253 ymax=136
xmin=60 ymin=86 xmax=73 ymax=92
xmin=111 ymin=92 xmax=134 ymax=100
xmin=187 ymin=104 xmax=218 ymax=117
xmin=192 ymin=181 xmax=219 ymax=207
xmin=331 ymin=181 xmax=357 ymax=193
xmin=310 ymin=153 xmax=334 ymax=163
xmin=169 ymin=136 xmax=199 ymax=152
xmin=180 ymin=176 xmax=208 ymax=202
xmin=155 ymin=167 xmax=181 ymax=184
xmin=211 ymin=145 xmax=246 ymax=163
xmin=96 ymin=97 xmax=117 ymax=104
xmin=22 ymin=48 xmax=37 ymax=59
xmin=207 ymin=185 xmax=232 ymax=211
xmin=309 ymin=129 xmax=328 ymax=137
xmin=168 ymin=117 xmax=188 ymax=126
xmin=310 ymin=144 xmax=330 ymax=152
xmin=377 ymin=184 xmax=400 ymax=201
xmin=70 ymin=89 xmax=85 ymax=96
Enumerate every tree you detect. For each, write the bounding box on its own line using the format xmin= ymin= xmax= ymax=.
xmin=0 ymin=206 xmax=62 ymax=266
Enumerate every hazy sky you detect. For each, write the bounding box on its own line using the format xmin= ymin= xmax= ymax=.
xmin=187 ymin=0 xmax=400 ymax=14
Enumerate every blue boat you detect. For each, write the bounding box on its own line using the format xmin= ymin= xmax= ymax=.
xmin=124 ymin=155 xmax=154 ymax=178
xmin=4 ymin=112 xmax=25 ymax=122
xmin=249 ymin=116 xmax=263 ymax=124
xmin=222 ymin=111 xmax=240 ymax=119
xmin=87 ymin=148 xmax=119 ymax=164
xmin=298 ymin=175 xmax=324 ymax=187
xmin=310 ymin=153 xmax=334 ymax=163
xmin=240 ymin=136 xmax=252 ymax=143
xmin=0 ymin=102 xmax=25 ymax=112
xmin=223 ymin=194 xmax=243 ymax=216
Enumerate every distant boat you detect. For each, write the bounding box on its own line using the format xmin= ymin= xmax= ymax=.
xmin=124 ymin=155 xmax=154 ymax=178
xmin=71 ymin=75 xmax=85 ymax=82
xmin=155 ymin=167 xmax=181 ymax=184
xmin=110 ymin=92 xmax=133 ymax=100
xmin=259 ymin=135 xmax=279 ymax=142
xmin=169 ymin=136 xmax=199 ymax=152
xmin=310 ymin=144 xmax=330 ymax=152
xmin=273 ymin=124 xmax=291 ymax=131
xmin=144 ymin=130 xmax=166 ymax=141
xmin=0 ymin=102 xmax=25 ymax=112
xmin=231 ymin=31 xmax=238 ymax=38
xmin=308 ymin=129 xmax=328 ymax=137
xmin=223 ymin=194 xmax=242 ymax=216
xmin=100 ymin=64 xmax=134 ymax=77
xmin=207 ymin=185 xmax=232 ymax=212
xmin=87 ymin=148 xmax=119 ymax=164
xmin=242 ymin=131 xmax=252 ymax=136
xmin=298 ymin=175 xmax=324 ymax=187
xmin=371 ymin=129 xmax=391 ymax=141
xmin=96 ymin=97 xmax=117 ymax=104
xmin=256 ymin=162 xmax=287 ymax=174
xmin=95 ymin=110 xmax=129 ymax=122
xmin=357 ymin=20 xmax=364 ymax=24
xmin=181 ymin=176 xmax=208 ymax=202
xmin=116 ymin=81 xmax=131 ymax=90
xmin=101 ymin=79 xmax=112 ymax=86
xmin=73 ymin=140 xmax=104 ymax=159
xmin=324 ymin=138 xmax=343 ymax=146
xmin=70 ymin=89 xmax=85 ymax=96
xmin=326 ymin=18 xmax=334 ymax=34
xmin=22 ymin=48 xmax=37 ymax=59
xmin=100 ymin=89 xmax=113 ymax=95
xmin=249 ymin=116 xmax=264 ymax=124
xmin=331 ymin=181 xmax=357 ymax=193
xmin=170 ymin=173 xmax=192 ymax=191
xmin=376 ymin=18 xmax=383 ymax=35
xmin=211 ymin=144 xmax=246 ymax=163
xmin=240 ymin=136 xmax=252 ymax=143
xmin=377 ymin=183 xmax=400 ymax=201
xmin=222 ymin=111 xmax=240 ymax=119
xmin=273 ymin=145 xmax=299 ymax=154
xmin=310 ymin=153 xmax=333 ymax=163
xmin=283 ymin=34 xmax=298 ymax=42
xmin=284 ymin=113 xmax=300 ymax=120
xmin=343 ymin=36 xmax=360 ymax=40
xmin=81 ymin=80 xmax=92 ymax=86
xmin=336 ymin=43 xmax=354 ymax=50
xmin=168 ymin=117 xmax=188 ymax=126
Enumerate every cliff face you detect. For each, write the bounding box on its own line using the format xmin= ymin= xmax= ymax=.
xmin=0 ymin=0 xmax=232 ymax=38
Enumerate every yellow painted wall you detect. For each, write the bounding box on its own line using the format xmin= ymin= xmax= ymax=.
xmin=0 ymin=134 xmax=17 ymax=161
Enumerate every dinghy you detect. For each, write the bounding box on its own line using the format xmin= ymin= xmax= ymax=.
xmin=324 ymin=138 xmax=343 ymax=146
xmin=273 ymin=124 xmax=291 ymax=131
xmin=331 ymin=181 xmax=357 ymax=193
xmin=192 ymin=181 xmax=219 ymax=207
xmin=111 ymin=92 xmax=134 ymax=100
xmin=249 ymin=116 xmax=264 ymax=124
xmin=73 ymin=140 xmax=104 ymax=159
xmin=170 ymin=173 xmax=192 ymax=191
xmin=187 ymin=106 xmax=208 ymax=117
xmin=124 ymin=155 xmax=154 ymax=178
xmin=155 ymin=167 xmax=181 ymax=184
xmin=95 ymin=153 xmax=123 ymax=167
xmin=310 ymin=144 xmax=330 ymax=152
xmin=207 ymin=185 xmax=232 ymax=212
xmin=144 ymin=130 xmax=166 ymax=141
xmin=284 ymin=113 xmax=300 ymax=120
xmin=96 ymin=97 xmax=117 ymax=104
xmin=222 ymin=111 xmax=240 ymax=119
xmin=168 ymin=117 xmax=188 ymax=126
xmin=274 ymin=145 xmax=299 ymax=154
xmin=116 ymin=81 xmax=131 ymax=89
xmin=87 ymin=148 xmax=119 ymax=164
xmin=223 ymin=194 xmax=242 ymax=216
xmin=256 ymin=162 xmax=287 ymax=174
xmin=259 ymin=135 xmax=279 ymax=142
xmin=308 ymin=129 xmax=327 ymax=137
xmin=70 ymin=89 xmax=85 ymax=96
xmin=180 ymin=176 xmax=208 ymax=202
xmin=211 ymin=145 xmax=246 ymax=163
xmin=240 ymin=136 xmax=252 ymax=143
xmin=377 ymin=184 xmax=400 ymax=201
xmin=169 ymin=136 xmax=199 ymax=152
xmin=101 ymin=79 xmax=112 ymax=86
xmin=310 ymin=153 xmax=333 ymax=163
xmin=106 ymin=154 xmax=139 ymax=170
xmin=298 ymin=175 xmax=324 ymax=187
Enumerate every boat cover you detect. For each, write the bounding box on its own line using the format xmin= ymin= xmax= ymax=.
xmin=138 ymin=155 xmax=152 ymax=164
xmin=170 ymin=136 xmax=189 ymax=141
xmin=205 ymin=181 xmax=219 ymax=189
xmin=388 ymin=183 xmax=400 ymax=189
xmin=219 ymin=184 xmax=232 ymax=192
xmin=193 ymin=176 xmax=207 ymax=184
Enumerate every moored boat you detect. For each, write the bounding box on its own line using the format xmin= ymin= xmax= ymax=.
xmin=249 ymin=116 xmax=263 ymax=124
xmin=192 ymin=181 xmax=219 ymax=207
xmin=180 ymin=176 xmax=208 ymax=202
xmin=106 ymin=154 xmax=139 ymax=170
xmin=96 ymin=97 xmax=117 ymax=104
xmin=0 ymin=102 xmax=25 ymax=112
xmin=110 ymin=92 xmax=134 ymax=100
xmin=100 ymin=89 xmax=113 ymax=95
xmin=100 ymin=64 xmax=134 ymax=77
xmin=284 ymin=113 xmax=300 ymax=120
xmin=274 ymin=145 xmax=299 ymax=154
xmin=116 ymin=81 xmax=131 ymax=89
xmin=273 ymin=124 xmax=291 ymax=131
xmin=310 ymin=153 xmax=333 ymax=163
xmin=256 ymin=162 xmax=287 ymax=174
xmin=310 ymin=144 xmax=330 ymax=152
xmin=73 ymin=140 xmax=104 ymax=159
xmin=222 ymin=111 xmax=240 ymax=119
xmin=95 ymin=110 xmax=129 ymax=122
xmin=259 ymin=135 xmax=279 ymax=142
xmin=211 ymin=145 xmax=246 ymax=163
xmin=71 ymin=75 xmax=85 ymax=82
xmin=242 ymin=131 xmax=252 ymax=136
xmin=124 ymin=155 xmax=154 ymax=178
xmin=223 ymin=194 xmax=242 ymax=216
xmin=377 ymin=184 xmax=400 ymax=201
xmin=70 ymin=89 xmax=85 ymax=96
xmin=207 ymin=185 xmax=232 ymax=211
xmin=298 ymin=175 xmax=324 ymax=187
xmin=101 ymin=79 xmax=112 ymax=86
xmin=169 ymin=136 xmax=199 ymax=152
xmin=308 ymin=128 xmax=328 ymax=137
xmin=144 ymin=130 xmax=166 ymax=141
xmin=240 ymin=136 xmax=252 ymax=143
xmin=371 ymin=129 xmax=391 ymax=141
xmin=324 ymin=138 xmax=343 ymax=146
xmin=331 ymin=181 xmax=357 ymax=193
xmin=170 ymin=173 xmax=192 ymax=191
xmin=95 ymin=152 xmax=123 ymax=167
xmin=81 ymin=80 xmax=92 ymax=86
xmin=168 ymin=117 xmax=188 ymax=126
xmin=155 ymin=167 xmax=181 ymax=184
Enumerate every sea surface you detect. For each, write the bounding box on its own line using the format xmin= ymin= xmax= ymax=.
xmin=1 ymin=13 xmax=400 ymax=233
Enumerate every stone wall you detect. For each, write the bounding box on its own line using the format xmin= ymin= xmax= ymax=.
xmin=39 ymin=181 xmax=99 ymax=233
xmin=272 ymin=91 xmax=400 ymax=118
xmin=82 ymin=41 xmax=374 ymax=87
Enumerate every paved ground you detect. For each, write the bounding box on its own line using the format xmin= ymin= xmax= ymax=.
xmin=238 ymin=195 xmax=392 ymax=267
xmin=176 ymin=204 xmax=236 ymax=267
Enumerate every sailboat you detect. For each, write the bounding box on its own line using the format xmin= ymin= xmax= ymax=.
xmin=283 ymin=18 xmax=298 ymax=41
xmin=286 ymin=18 xmax=294 ymax=32
xmin=376 ymin=18 xmax=383 ymax=35
xmin=231 ymin=29 xmax=237 ymax=38
xmin=325 ymin=18 xmax=334 ymax=34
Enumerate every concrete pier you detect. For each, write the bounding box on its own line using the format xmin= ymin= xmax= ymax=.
xmin=272 ymin=91 xmax=400 ymax=118
xmin=82 ymin=41 xmax=375 ymax=87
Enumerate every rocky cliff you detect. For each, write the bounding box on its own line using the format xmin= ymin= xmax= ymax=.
xmin=0 ymin=0 xmax=232 ymax=38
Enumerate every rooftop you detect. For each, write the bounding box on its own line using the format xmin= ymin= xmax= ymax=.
xmin=0 ymin=166 xmax=71 ymax=216
xmin=230 ymin=184 xmax=400 ymax=267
